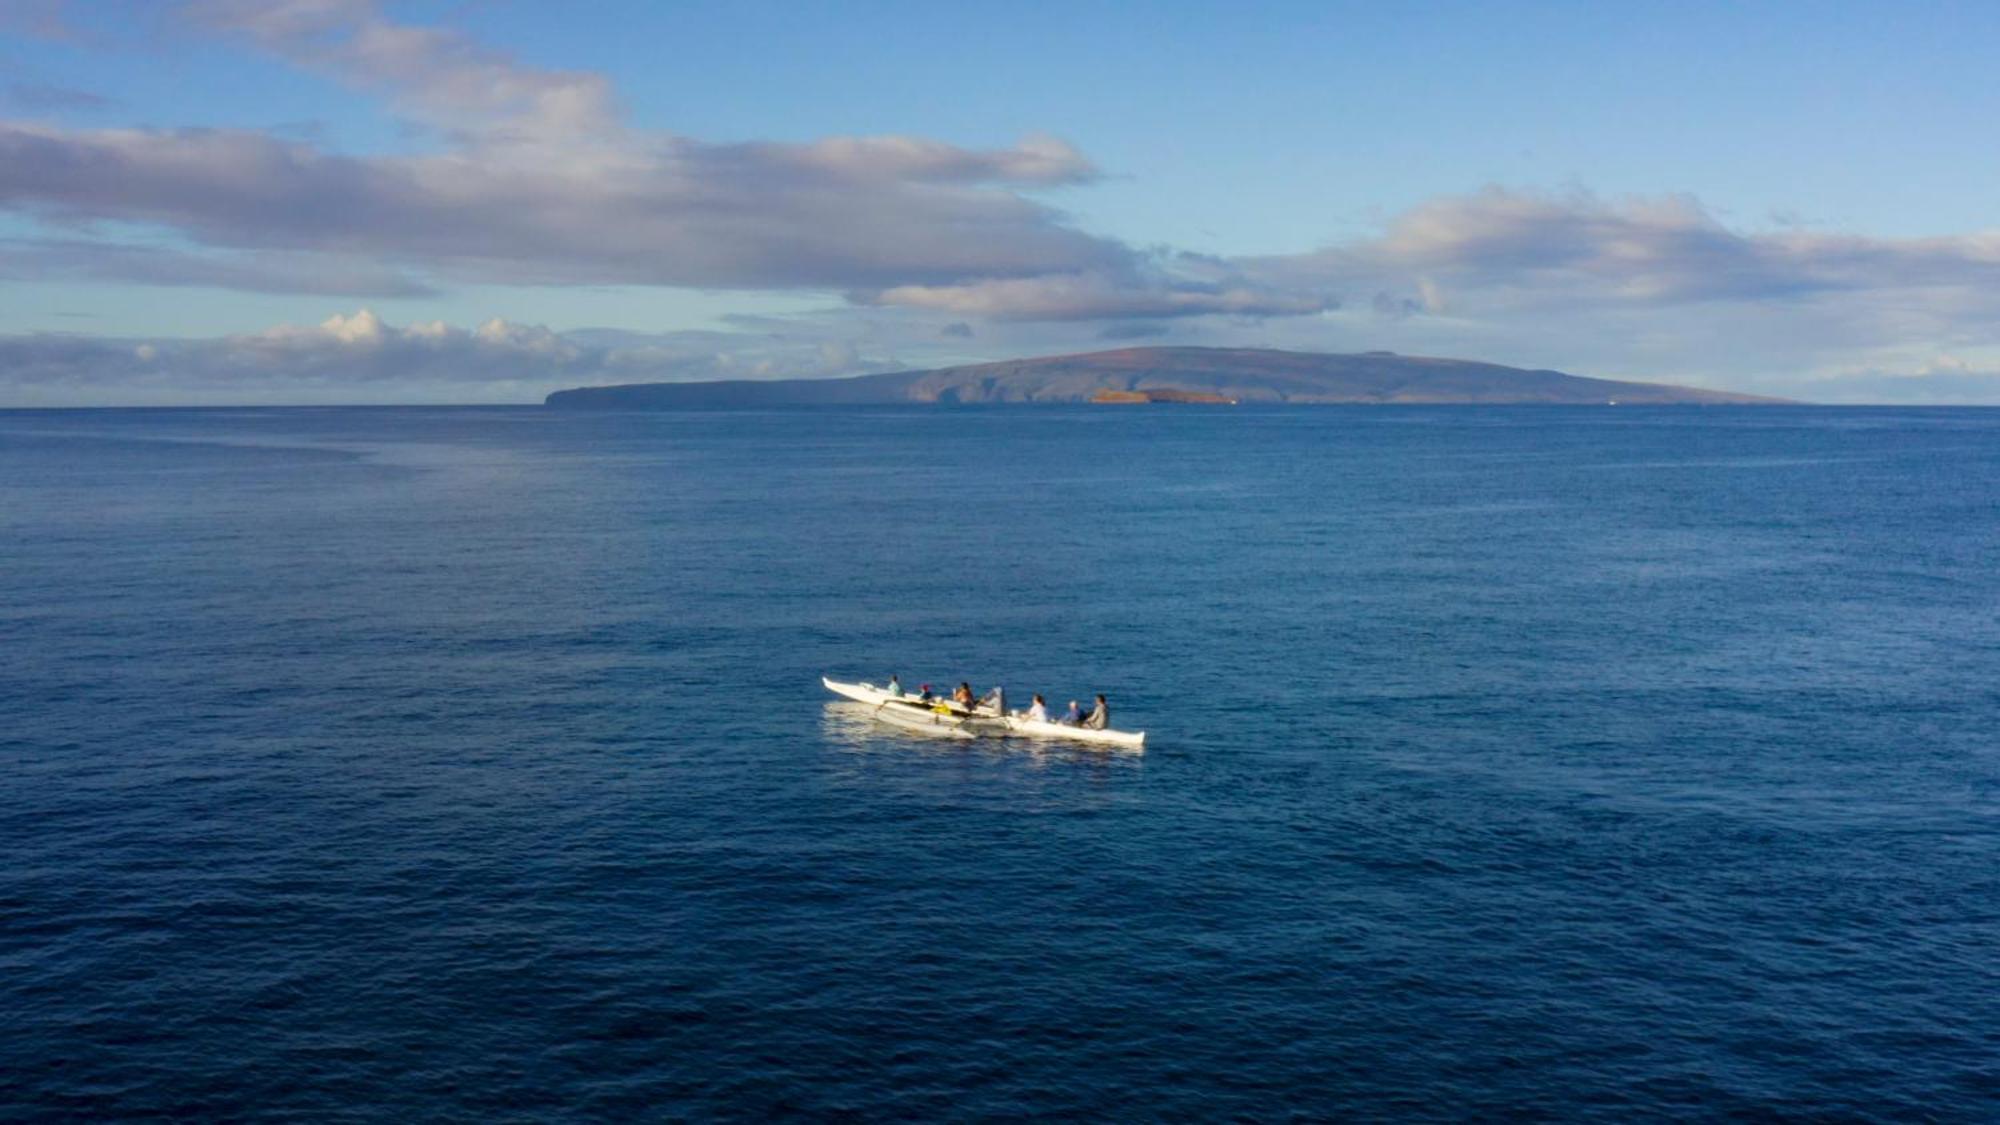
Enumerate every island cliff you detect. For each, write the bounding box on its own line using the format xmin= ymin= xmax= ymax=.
xmin=544 ymin=347 xmax=1781 ymax=407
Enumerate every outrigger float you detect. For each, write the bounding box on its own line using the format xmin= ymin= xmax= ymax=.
xmin=822 ymin=677 xmax=1146 ymax=750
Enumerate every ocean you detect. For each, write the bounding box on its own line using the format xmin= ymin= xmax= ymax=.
xmin=3 ymin=404 xmax=1996 ymax=1119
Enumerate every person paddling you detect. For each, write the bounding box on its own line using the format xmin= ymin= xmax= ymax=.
xmin=1061 ymin=700 xmax=1082 ymax=725
xmin=952 ymin=683 xmax=975 ymax=710
xmin=1082 ymin=694 xmax=1109 ymax=730
xmin=1025 ymin=694 xmax=1049 ymax=722
xmin=884 ymin=675 xmax=902 ymax=698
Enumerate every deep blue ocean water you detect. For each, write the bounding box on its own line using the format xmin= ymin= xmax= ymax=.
xmin=3 ymin=404 xmax=1997 ymax=1120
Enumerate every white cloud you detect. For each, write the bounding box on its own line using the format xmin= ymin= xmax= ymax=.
xmin=0 ymin=118 xmax=1126 ymax=291
xmin=1204 ymin=187 xmax=2000 ymax=395
xmin=0 ymin=308 xmax=905 ymax=405
xmin=0 ymin=237 xmax=433 ymax=296
xmin=865 ymin=272 xmax=1333 ymax=320
xmin=0 ymin=1 xmax=1129 ymax=299
xmin=1245 ymin=187 xmax=2000 ymax=311
xmin=188 ymin=0 xmax=622 ymax=141
xmin=314 ymin=308 xmax=387 ymax=344
xmin=1785 ymin=368 xmax=2000 ymax=405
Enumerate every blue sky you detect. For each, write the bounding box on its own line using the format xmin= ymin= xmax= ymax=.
xmin=6 ymin=0 xmax=2000 ymax=404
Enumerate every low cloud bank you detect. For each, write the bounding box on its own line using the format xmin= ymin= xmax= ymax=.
xmin=863 ymin=272 xmax=1333 ymax=321
xmin=1244 ymin=188 xmax=2000 ymax=312
xmin=0 ymin=309 xmax=897 ymax=406
xmin=9 ymin=306 xmax=2000 ymax=407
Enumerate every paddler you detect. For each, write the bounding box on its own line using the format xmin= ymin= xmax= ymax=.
xmin=885 ymin=675 xmax=902 ymax=698
xmin=1082 ymin=694 xmax=1109 ymax=730
xmin=952 ymin=683 xmax=976 ymax=710
xmin=1025 ymin=694 xmax=1049 ymax=722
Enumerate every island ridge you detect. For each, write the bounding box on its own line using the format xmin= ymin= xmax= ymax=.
xmin=545 ymin=347 xmax=1783 ymax=408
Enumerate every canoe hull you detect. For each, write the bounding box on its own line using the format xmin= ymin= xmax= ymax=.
xmin=822 ymin=678 xmax=1145 ymax=750
xmin=869 ymin=701 xmax=980 ymax=739
xmin=1006 ymin=715 xmax=1145 ymax=749
xmin=823 ymin=677 xmax=894 ymax=705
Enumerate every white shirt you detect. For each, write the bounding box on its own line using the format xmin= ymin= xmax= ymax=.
xmin=1025 ymin=701 xmax=1048 ymax=722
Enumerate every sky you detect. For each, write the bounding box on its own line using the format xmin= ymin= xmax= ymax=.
xmin=5 ymin=0 xmax=2000 ymax=405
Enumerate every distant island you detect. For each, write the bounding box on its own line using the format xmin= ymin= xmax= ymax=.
xmin=544 ymin=346 xmax=1782 ymax=407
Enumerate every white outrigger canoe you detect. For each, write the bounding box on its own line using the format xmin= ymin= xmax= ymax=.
xmin=823 ymin=678 xmax=1146 ymax=750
